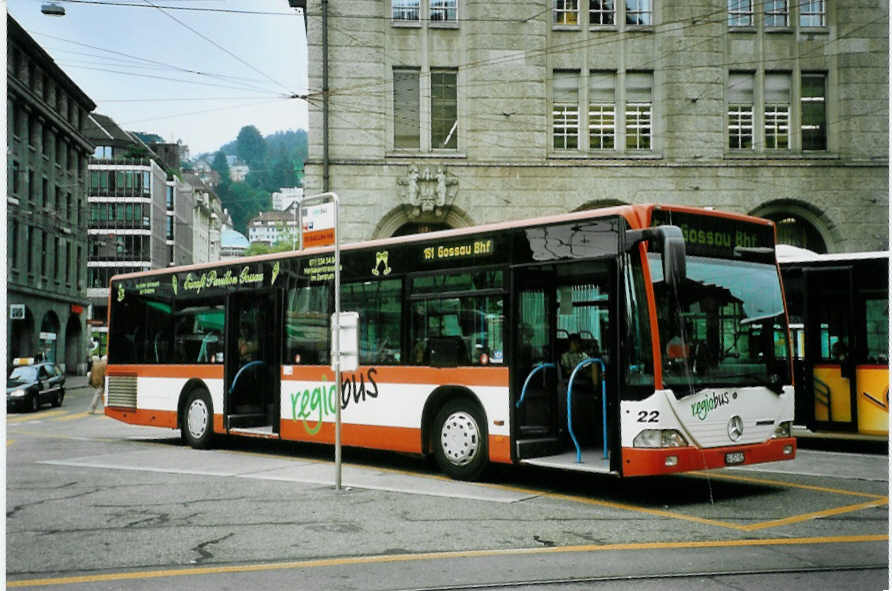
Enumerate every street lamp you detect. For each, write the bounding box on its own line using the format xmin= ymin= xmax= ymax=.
xmin=41 ymin=3 xmax=65 ymax=16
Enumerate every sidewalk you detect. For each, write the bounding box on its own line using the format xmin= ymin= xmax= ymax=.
xmin=66 ymin=375 xmax=90 ymax=390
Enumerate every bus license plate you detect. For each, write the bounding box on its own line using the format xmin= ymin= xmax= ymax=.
xmin=725 ymin=451 xmax=745 ymax=465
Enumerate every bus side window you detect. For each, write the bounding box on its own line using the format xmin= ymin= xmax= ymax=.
xmin=286 ymin=284 xmax=330 ymax=365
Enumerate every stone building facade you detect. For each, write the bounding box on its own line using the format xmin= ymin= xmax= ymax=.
xmin=6 ymin=15 xmax=96 ymax=373
xmin=304 ymin=0 xmax=888 ymax=252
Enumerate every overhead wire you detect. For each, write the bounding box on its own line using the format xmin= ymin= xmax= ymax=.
xmin=139 ymin=0 xmax=297 ymax=95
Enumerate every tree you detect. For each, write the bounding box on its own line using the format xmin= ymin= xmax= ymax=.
xmin=211 ymin=151 xmax=231 ymax=192
xmin=236 ymin=125 xmax=266 ymax=169
xmin=223 ymin=181 xmax=270 ymax=234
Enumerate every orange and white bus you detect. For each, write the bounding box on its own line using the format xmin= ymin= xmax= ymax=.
xmin=104 ymin=204 xmax=796 ymax=480
xmin=778 ymin=249 xmax=889 ymax=437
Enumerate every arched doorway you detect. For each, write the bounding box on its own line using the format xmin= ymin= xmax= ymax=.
xmin=39 ymin=311 xmax=61 ymax=363
xmin=65 ymin=314 xmax=83 ymax=374
xmin=371 ymin=205 xmax=475 ymax=240
xmin=9 ymin=307 xmax=34 ymax=362
xmin=392 ymin=221 xmax=451 ymax=237
xmin=750 ymin=201 xmax=834 ymax=253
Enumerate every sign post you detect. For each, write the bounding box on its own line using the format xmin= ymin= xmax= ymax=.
xmin=302 ymin=192 xmax=344 ymax=489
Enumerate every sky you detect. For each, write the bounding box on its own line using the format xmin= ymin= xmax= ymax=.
xmin=8 ymin=0 xmax=309 ymax=156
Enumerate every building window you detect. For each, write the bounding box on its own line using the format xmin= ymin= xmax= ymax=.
xmin=588 ymin=72 xmax=615 ymax=150
xmin=10 ymin=220 xmax=18 ymax=270
xmin=28 ymin=114 xmax=37 ymax=146
xmin=728 ymin=72 xmax=754 ymax=149
xmin=12 ymin=103 xmax=21 ymax=138
xmin=11 ymin=161 xmax=21 ymax=195
xmin=799 ymin=0 xmax=825 ymax=27
xmin=42 ymin=178 xmax=49 ymax=207
xmin=167 ymin=216 xmax=174 ymax=240
xmin=764 ymin=73 xmax=791 ymax=150
xmin=53 ymin=236 xmax=60 ymax=279
xmin=553 ymin=71 xmax=579 ymax=150
xmin=625 ymin=0 xmax=652 ymax=25
xmin=166 ymin=186 xmax=174 ymax=210
xmin=590 ymin=0 xmax=615 ymax=25
xmin=765 ymin=0 xmax=789 ymax=27
xmin=26 ymin=226 xmax=33 ymax=274
xmin=42 ymin=126 xmax=49 ymax=156
xmin=394 ymin=69 xmax=421 ymax=149
xmin=76 ymin=246 xmax=83 ymax=290
xmin=41 ymin=231 xmax=47 ymax=277
xmin=93 ymin=145 xmax=112 ymax=159
xmin=554 ymin=0 xmax=579 ymax=25
xmin=430 ymin=0 xmax=457 ymax=22
xmin=801 ymin=72 xmax=826 ymax=150
xmin=431 ymin=70 xmax=458 ymax=149
xmin=66 ymin=192 xmax=72 ymax=219
xmin=728 ymin=0 xmax=753 ymax=26
xmin=64 ymin=240 xmax=70 ymax=285
xmin=392 ymin=0 xmax=420 ymax=21
xmin=625 ymin=72 xmax=652 ymax=150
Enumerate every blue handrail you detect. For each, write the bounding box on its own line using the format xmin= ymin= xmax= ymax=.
xmin=516 ymin=362 xmax=556 ymax=408
xmin=566 ymin=357 xmax=607 ymax=464
xmin=229 ymin=360 xmax=266 ymax=395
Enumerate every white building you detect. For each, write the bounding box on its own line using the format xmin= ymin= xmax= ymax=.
xmin=272 ymin=187 xmax=304 ymax=211
xmin=247 ymin=204 xmax=299 ymax=246
xmin=229 ymin=164 xmax=249 ymax=182
xmin=183 ymin=173 xmax=223 ymax=264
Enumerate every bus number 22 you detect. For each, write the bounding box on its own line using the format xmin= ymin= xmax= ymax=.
xmin=637 ymin=410 xmax=659 ymax=423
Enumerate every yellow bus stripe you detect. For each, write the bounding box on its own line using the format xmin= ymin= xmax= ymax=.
xmin=7 ymin=534 xmax=887 ymax=588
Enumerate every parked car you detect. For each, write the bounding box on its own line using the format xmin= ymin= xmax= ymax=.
xmin=6 ymin=363 xmax=65 ymax=412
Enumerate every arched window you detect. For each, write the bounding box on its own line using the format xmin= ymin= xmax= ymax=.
xmin=764 ymin=213 xmax=827 ymax=253
xmin=392 ymin=222 xmax=451 ymax=237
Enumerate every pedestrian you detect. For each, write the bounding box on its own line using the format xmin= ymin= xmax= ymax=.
xmin=88 ymin=355 xmax=107 ymax=414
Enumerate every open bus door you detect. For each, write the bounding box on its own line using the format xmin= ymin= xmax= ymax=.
xmin=803 ymin=267 xmax=858 ymax=432
xmin=513 ymin=262 xmax=617 ymax=473
xmin=225 ymin=289 xmax=282 ymax=433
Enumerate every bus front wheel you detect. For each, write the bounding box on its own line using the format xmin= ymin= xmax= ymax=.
xmin=182 ymin=389 xmax=214 ymax=449
xmin=433 ymin=399 xmax=488 ymax=481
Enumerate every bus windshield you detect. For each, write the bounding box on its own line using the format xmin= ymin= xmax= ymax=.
xmin=649 ymin=254 xmax=790 ymax=397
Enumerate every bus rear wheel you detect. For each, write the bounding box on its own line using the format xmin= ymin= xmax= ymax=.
xmin=182 ymin=389 xmax=214 ymax=449
xmin=433 ymin=399 xmax=488 ymax=481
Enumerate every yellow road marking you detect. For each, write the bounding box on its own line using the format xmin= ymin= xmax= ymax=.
xmin=690 ymin=471 xmax=888 ymax=500
xmin=741 ymin=497 xmax=890 ymax=531
xmin=7 ymin=534 xmax=887 ymax=588
xmin=7 ymin=410 xmax=67 ymax=423
xmin=53 ymin=412 xmax=91 ymax=422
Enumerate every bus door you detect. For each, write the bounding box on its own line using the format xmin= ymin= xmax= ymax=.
xmin=225 ymin=289 xmax=282 ymax=432
xmin=513 ymin=268 xmax=560 ymax=452
xmin=803 ymin=267 xmax=858 ymax=432
xmin=513 ymin=261 xmax=616 ymax=463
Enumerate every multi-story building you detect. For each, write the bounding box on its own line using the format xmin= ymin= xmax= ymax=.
xmin=7 ymin=15 xmax=96 ymax=373
xmin=304 ymin=1 xmax=888 ymax=252
xmin=83 ymin=114 xmax=194 ymax=351
xmin=271 ymin=186 xmax=304 ymax=211
xmin=247 ymin=205 xmax=300 ymax=246
xmin=183 ymin=173 xmax=224 ymax=264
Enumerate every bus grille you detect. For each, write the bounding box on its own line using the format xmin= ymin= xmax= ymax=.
xmin=107 ymin=376 xmax=138 ymax=408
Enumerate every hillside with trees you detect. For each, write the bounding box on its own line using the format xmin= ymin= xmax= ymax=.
xmin=199 ymin=126 xmax=308 ymax=234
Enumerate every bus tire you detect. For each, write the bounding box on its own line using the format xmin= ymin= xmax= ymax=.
xmin=182 ymin=389 xmax=214 ymax=449
xmin=433 ymin=399 xmax=488 ymax=481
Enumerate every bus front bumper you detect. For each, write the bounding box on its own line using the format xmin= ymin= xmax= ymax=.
xmin=621 ymin=437 xmax=796 ymax=477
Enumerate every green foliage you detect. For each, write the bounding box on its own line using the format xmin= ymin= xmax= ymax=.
xmin=236 ymin=125 xmax=266 ymax=169
xmin=244 ymin=239 xmax=296 ymax=256
xmin=198 ymin=127 xmax=308 ymax=234
xmin=132 ymin=131 xmax=164 ymax=144
xmin=222 ymin=182 xmax=270 ymax=235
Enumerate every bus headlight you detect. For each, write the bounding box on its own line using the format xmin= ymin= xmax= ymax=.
xmin=9 ymin=389 xmax=26 ymax=398
xmin=773 ymin=421 xmax=792 ymax=439
xmin=633 ymin=429 xmax=689 ymax=448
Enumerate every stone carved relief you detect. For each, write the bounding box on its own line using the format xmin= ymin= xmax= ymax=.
xmin=397 ymin=165 xmax=458 ymax=218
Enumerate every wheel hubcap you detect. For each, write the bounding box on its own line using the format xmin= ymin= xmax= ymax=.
xmin=440 ymin=411 xmax=480 ymax=466
xmin=187 ymin=399 xmax=209 ymax=440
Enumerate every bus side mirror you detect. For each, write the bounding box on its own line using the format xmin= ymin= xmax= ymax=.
xmin=625 ymin=225 xmax=686 ymax=289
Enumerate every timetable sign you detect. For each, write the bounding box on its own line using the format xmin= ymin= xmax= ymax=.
xmin=302 ymin=203 xmax=335 ymax=248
